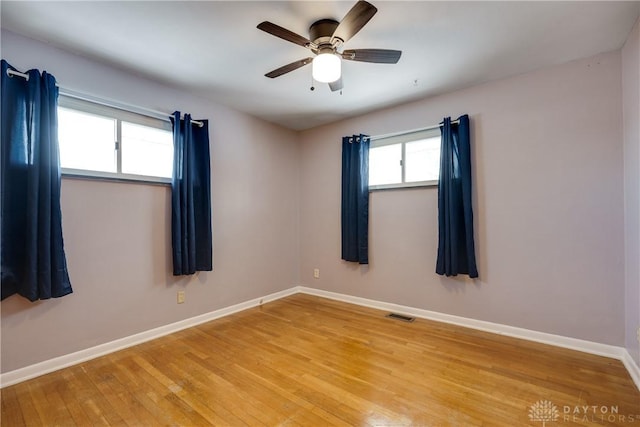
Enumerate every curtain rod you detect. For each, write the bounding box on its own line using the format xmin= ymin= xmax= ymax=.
xmin=371 ymin=119 xmax=460 ymax=141
xmin=7 ymin=68 xmax=29 ymax=80
xmin=5 ymin=68 xmax=204 ymax=127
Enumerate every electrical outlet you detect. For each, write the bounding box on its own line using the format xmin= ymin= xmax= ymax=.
xmin=177 ymin=290 xmax=185 ymax=304
xmin=313 ymin=268 xmax=320 ymax=279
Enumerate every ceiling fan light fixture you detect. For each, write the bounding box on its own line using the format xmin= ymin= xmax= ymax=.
xmin=312 ymin=53 xmax=341 ymax=83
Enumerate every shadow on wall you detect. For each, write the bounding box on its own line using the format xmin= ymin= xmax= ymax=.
xmin=0 ymin=292 xmax=66 ymax=321
xmin=164 ymin=270 xmax=209 ymax=289
xmin=439 ymin=275 xmax=481 ymax=294
xmin=470 ymin=114 xmax=488 ymax=282
xmin=342 ymin=261 xmax=370 ymax=275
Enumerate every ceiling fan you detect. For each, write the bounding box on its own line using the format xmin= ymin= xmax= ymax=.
xmin=257 ymin=0 xmax=402 ymax=92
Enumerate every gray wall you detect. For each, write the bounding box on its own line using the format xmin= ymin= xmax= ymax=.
xmin=299 ymin=51 xmax=625 ymax=346
xmin=623 ymin=17 xmax=640 ymax=365
xmin=1 ymin=31 xmax=300 ymax=372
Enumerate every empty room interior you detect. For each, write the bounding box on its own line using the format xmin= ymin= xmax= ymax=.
xmin=1 ymin=1 xmax=640 ymax=425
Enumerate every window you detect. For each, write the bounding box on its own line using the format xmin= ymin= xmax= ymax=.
xmin=58 ymin=96 xmax=173 ymax=182
xmin=369 ymin=128 xmax=441 ymax=190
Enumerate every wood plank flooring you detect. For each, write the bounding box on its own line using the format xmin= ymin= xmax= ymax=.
xmin=2 ymin=294 xmax=639 ymax=426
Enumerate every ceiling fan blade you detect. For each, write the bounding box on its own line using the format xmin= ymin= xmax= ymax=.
xmin=341 ymin=49 xmax=402 ymax=64
xmin=257 ymin=21 xmax=311 ymax=48
xmin=265 ymin=58 xmax=313 ymax=78
xmin=331 ymin=1 xmax=378 ymax=44
xmin=329 ymin=77 xmax=343 ymax=92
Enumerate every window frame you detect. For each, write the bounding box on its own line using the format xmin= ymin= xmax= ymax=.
xmin=369 ymin=127 xmax=441 ymax=191
xmin=58 ymin=95 xmax=173 ymax=185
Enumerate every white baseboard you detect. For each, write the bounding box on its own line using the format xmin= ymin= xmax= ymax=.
xmin=0 ymin=287 xmax=298 ymax=388
xmin=296 ymin=286 xmax=640 ymax=390
xmin=621 ymin=348 xmax=640 ymax=391
xmin=2 ymin=284 xmax=638 ymax=392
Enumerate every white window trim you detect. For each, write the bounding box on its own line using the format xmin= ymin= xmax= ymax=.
xmin=58 ymin=95 xmax=173 ymax=185
xmin=369 ymin=180 xmax=439 ymax=191
xmin=369 ymin=127 xmax=441 ymax=191
xmin=61 ymin=168 xmax=171 ymax=185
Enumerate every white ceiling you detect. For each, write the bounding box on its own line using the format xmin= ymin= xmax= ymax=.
xmin=2 ymin=1 xmax=639 ymax=130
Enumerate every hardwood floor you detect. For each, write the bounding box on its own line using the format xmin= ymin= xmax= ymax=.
xmin=2 ymin=294 xmax=639 ymax=426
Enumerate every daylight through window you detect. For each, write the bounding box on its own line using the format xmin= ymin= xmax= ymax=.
xmin=58 ymin=96 xmax=173 ymax=182
xmin=369 ymin=128 xmax=441 ymax=190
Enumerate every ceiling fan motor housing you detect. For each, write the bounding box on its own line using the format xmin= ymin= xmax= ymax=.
xmin=257 ymin=1 xmax=401 ymax=85
xmin=309 ymin=19 xmax=340 ymax=46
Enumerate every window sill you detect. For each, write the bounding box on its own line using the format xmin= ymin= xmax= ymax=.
xmin=369 ymin=180 xmax=438 ymax=192
xmin=62 ymin=168 xmax=171 ymax=186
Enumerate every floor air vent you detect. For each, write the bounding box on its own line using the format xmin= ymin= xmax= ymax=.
xmin=386 ymin=313 xmax=415 ymax=322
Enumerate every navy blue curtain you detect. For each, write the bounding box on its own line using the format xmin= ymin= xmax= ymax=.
xmin=341 ymin=134 xmax=369 ymax=264
xmin=1 ymin=60 xmax=73 ymax=301
xmin=436 ymin=115 xmax=478 ymax=278
xmin=171 ymin=112 xmax=212 ymax=275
